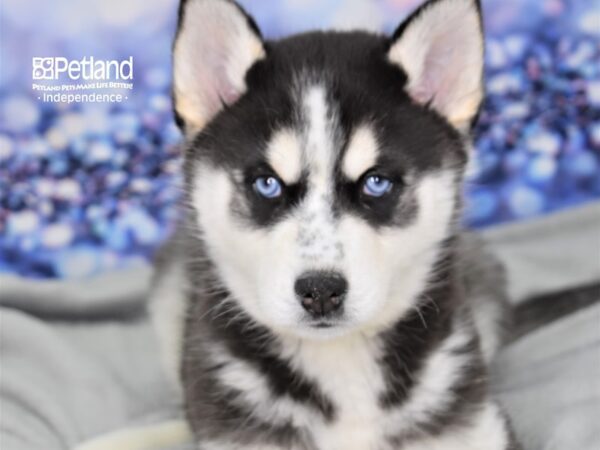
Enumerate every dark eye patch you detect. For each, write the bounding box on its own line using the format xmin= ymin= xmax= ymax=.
xmin=240 ymin=164 xmax=307 ymax=227
xmin=336 ymin=166 xmax=413 ymax=227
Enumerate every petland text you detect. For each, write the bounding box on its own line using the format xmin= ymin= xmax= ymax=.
xmin=32 ymin=57 xmax=133 ymax=81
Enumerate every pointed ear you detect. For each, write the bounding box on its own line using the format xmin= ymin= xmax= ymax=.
xmin=173 ymin=0 xmax=265 ymax=135
xmin=388 ymin=0 xmax=485 ymax=131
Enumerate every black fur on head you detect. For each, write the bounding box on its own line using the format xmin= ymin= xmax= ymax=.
xmin=172 ymin=0 xmax=484 ymax=230
xmin=183 ymin=29 xmax=467 ymax=229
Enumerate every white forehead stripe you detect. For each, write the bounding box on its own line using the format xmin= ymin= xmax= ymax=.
xmin=266 ymin=129 xmax=303 ymax=184
xmin=342 ymin=125 xmax=380 ymax=180
xmin=294 ymin=85 xmax=342 ymax=263
xmin=303 ymin=86 xmax=335 ymax=188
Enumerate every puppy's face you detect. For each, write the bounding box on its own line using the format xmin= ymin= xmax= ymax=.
xmin=174 ymin=0 xmax=484 ymax=338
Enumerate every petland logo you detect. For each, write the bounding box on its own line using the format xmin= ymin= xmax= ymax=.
xmin=32 ymin=57 xmax=134 ymax=104
xmin=32 ymin=57 xmax=133 ymax=81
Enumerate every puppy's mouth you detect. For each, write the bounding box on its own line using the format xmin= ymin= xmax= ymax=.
xmin=305 ymin=318 xmax=343 ymax=329
xmin=291 ymin=316 xmax=354 ymax=340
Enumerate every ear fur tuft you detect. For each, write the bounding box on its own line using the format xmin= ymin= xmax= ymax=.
xmin=388 ymin=0 xmax=485 ymax=131
xmin=173 ymin=0 xmax=265 ymax=135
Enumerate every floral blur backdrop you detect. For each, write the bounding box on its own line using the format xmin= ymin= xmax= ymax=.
xmin=0 ymin=0 xmax=599 ymax=278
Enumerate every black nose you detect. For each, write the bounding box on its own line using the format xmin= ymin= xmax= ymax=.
xmin=295 ymin=271 xmax=348 ymax=318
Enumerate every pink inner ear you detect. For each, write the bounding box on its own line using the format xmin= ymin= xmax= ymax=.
xmin=218 ymin=79 xmax=243 ymax=106
xmin=412 ymin=36 xmax=462 ymax=109
xmin=202 ymin=54 xmax=243 ymax=118
xmin=207 ymin=32 xmax=244 ymax=108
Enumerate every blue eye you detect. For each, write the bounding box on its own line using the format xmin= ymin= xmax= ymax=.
xmin=254 ymin=176 xmax=283 ymax=199
xmin=363 ymin=174 xmax=393 ymax=197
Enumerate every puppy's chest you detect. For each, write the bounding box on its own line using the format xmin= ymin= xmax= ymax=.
xmin=282 ymin=337 xmax=395 ymax=450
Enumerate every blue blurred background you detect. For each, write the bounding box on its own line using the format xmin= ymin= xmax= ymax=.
xmin=0 ymin=0 xmax=599 ymax=278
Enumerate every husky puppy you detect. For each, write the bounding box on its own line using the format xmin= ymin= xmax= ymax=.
xmin=151 ymin=0 xmax=519 ymax=448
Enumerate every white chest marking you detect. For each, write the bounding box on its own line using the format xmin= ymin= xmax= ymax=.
xmin=282 ymin=335 xmax=389 ymax=450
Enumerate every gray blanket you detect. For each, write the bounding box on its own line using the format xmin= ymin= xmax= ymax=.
xmin=1 ymin=203 xmax=599 ymax=450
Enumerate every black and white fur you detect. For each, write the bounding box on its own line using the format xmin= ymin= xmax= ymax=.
xmin=150 ymin=0 xmax=520 ymax=448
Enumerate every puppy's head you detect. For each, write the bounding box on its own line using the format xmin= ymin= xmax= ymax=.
xmin=174 ymin=0 xmax=484 ymax=338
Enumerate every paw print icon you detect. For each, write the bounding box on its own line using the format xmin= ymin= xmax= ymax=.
xmin=32 ymin=58 xmax=54 ymax=80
